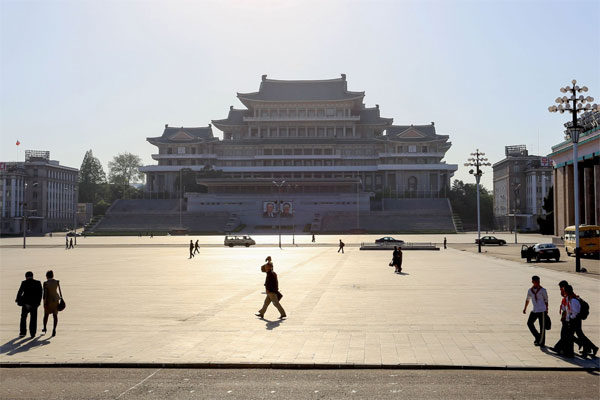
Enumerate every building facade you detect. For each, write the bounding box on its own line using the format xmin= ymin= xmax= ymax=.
xmin=549 ymin=111 xmax=600 ymax=236
xmin=493 ymin=145 xmax=553 ymax=231
xmin=0 ymin=151 xmax=79 ymax=235
xmin=139 ymin=75 xmax=457 ymax=229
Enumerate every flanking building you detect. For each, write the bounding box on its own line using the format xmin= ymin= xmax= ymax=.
xmin=0 ymin=150 xmax=79 ymax=235
xmin=139 ymin=75 xmax=458 ymax=231
xmin=492 ymin=145 xmax=553 ymax=232
xmin=549 ymin=110 xmax=600 ymax=236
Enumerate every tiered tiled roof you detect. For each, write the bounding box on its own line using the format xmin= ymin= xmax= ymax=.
xmin=237 ymin=74 xmax=364 ymax=103
xmin=147 ymin=125 xmax=215 ymax=144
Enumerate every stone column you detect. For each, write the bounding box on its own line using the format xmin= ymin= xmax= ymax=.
xmin=565 ymin=164 xmax=575 ymax=227
xmin=584 ymin=164 xmax=595 ymax=225
xmin=595 ymin=163 xmax=600 ymax=226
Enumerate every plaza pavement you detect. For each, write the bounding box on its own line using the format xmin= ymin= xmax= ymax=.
xmin=0 ymin=234 xmax=598 ymax=369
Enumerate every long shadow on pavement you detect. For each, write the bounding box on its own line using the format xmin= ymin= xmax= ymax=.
xmin=540 ymin=346 xmax=600 ymax=368
xmin=0 ymin=335 xmax=51 ymax=356
xmin=264 ymin=319 xmax=285 ymax=330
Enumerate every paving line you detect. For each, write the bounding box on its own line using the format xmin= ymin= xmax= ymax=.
xmin=114 ymin=368 xmax=161 ymax=399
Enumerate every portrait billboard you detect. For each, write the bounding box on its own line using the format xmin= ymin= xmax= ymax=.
xmin=280 ymin=201 xmax=293 ymax=217
xmin=263 ymin=201 xmax=277 ymax=218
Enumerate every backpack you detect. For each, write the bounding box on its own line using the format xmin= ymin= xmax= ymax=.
xmin=577 ymin=297 xmax=590 ymax=320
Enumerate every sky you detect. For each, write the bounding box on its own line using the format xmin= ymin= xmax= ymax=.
xmin=1 ymin=0 xmax=598 ymax=189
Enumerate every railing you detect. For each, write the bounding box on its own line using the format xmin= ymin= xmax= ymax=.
xmin=243 ymin=115 xmax=361 ymax=122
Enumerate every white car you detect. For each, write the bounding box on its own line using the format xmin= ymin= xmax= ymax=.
xmin=224 ymin=235 xmax=256 ymax=247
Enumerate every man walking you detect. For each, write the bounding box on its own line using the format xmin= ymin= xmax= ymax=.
xmin=194 ymin=240 xmax=200 ymax=254
xmin=69 ymin=238 xmax=74 ymax=249
xmin=337 ymin=239 xmax=345 ymax=253
xmin=65 ymin=236 xmax=69 ymax=250
xmin=256 ymin=257 xmax=286 ymax=319
xmin=522 ymin=275 xmax=548 ymax=347
xmin=443 ymin=237 xmax=447 ymax=249
xmin=189 ymin=240 xmax=195 ymax=259
xmin=312 ymin=234 xmax=315 ymax=243
xmin=15 ymin=271 xmax=43 ymax=338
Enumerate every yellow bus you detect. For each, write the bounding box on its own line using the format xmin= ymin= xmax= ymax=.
xmin=564 ymin=225 xmax=600 ymax=256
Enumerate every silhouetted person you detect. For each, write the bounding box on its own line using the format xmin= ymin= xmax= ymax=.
xmin=65 ymin=236 xmax=69 ymax=249
xmin=15 ymin=271 xmax=42 ymax=338
xmin=43 ymin=270 xmax=62 ymax=337
xmin=69 ymin=238 xmax=74 ymax=249
xmin=443 ymin=237 xmax=447 ymax=249
xmin=194 ymin=240 xmax=200 ymax=254
xmin=150 ymin=233 xmax=153 ymax=238
xmin=312 ymin=234 xmax=315 ymax=243
xmin=396 ymin=247 xmax=403 ymax=273
xmin=189 ymin=240 xmax=195 ymax=259
xmin=338 ymin=239 xmax=345 ymax=253
xmin=392 ymin=246 xmax=402 ymax=273
xmin=256 ymin=257 xmax=286 ymax=319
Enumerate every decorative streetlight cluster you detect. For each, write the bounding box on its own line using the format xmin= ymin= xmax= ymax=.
xmin=548 ymin=81 xmax=599 ymax=115
xmin=547 ymin=79 xmax=598 ymax=272
xmin=464 ymin=150 xmax=491 ymax=253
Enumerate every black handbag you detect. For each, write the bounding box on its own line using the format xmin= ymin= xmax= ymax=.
xmin=57 ymin=281 xmax=66 ymax=312
xmin=545 ymin=313 xmax=551 ymax=330
xmin=276 ymin=291 xmax=283 ymax=301
xmin=57 ymin=298 xmax=66 ymax=312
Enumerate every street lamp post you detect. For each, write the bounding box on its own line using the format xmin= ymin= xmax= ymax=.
xmin=273 ymin=180 xmax=285 ymax=249
xmin=513 ymin=184 xmax=521 ymax=244
xmin=548 ymin=80 xmax=599 ymax=272
xmin=465 ymin=150 xmax=491 ymax=253
xmin=356 ymin=177 xmax=362 ymax=230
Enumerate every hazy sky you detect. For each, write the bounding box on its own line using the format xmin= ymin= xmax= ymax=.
xmin=1 ymin=0 xmax=598 ymax=189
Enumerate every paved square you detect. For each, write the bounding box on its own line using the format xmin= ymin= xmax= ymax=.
xmin=1 ymin=234 xmax=598 ymax=368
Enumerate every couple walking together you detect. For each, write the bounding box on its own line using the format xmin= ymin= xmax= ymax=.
xmin=255 ymin=256 xmax=286 ymax=320
xmin=15 ymin=270 xmax=64 ymax=338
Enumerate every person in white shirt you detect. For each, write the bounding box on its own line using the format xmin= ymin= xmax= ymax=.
xmin=522 ymin=275 xmax=548 ymax=347
xmin=564 ymin=285 xmax=598 ymax=358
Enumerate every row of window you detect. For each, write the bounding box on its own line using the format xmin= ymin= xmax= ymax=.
xmin=158 ymin=158 xmax=439 ymax=167
xmin=254 ymin=108 xmax=351 ymax=118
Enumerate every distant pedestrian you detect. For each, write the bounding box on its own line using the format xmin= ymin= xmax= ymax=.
xmin=15 ymin=271 xmax=42 ymax=338
xmin=443 ymin=237 xmax=447 ymax=249
xmin=69 ymin=238 xmax=74 ymax=249
xmin=194 ymin=240 xmax=200 ymax=254
xmin=312 ymin=234 xmax=315 ymax=243
xmin=337 ymin=239 xmax=345 ymax=253
xmin=522 ymin=275 xmax=548 ymax=347
xmin=150 ymin=233 xmax=153 ymax=238
xmin=43 ymin=270 xmax=62 ymax=337
xmin=189 ymin=240 xmax=195 ymax=259
xmin=256 ymin=257 xmax=286 ymax=319
xmin=65 ymin=236 xmax=69 ymax=250
xmin=394 ymin=246 xmax=403 ymax=273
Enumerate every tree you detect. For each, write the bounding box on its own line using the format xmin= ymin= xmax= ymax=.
xmin=537 ymin=187 xmax=554 ymax=235
xmin=108 ymin=152 xmax=144 ymax=187
xmin=449 ymin=179 xmax=494 ymax=230
xmin=78 ymin=150 xmax=107 ymax=204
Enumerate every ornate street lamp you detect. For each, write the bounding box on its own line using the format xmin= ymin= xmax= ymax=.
xmin=464 ymin=149 xmax=491 ymax=253
xmin=548 ymin=80 xmax=599 ymax=272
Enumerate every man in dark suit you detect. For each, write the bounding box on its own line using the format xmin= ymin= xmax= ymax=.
xmin=15 ymin=271 xmax=43 ymax=337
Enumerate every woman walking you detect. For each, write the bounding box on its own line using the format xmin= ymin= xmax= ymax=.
xmin=42 ymin=270 xmax=62 ymax=337
xmin=392 ymin=246 xmax=403 ymax=273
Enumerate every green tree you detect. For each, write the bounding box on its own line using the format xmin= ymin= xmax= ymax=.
xmin=537 ymin=187 xmax=554 ymax=235
xmin=449 ymin=179 xmax=494 ymax=230
xmin=78 ymin=150 xmax=107 ymax=204
xmin=108 ymin=152 xmax=144 ymax=186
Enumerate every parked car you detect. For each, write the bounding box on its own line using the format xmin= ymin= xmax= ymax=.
xmin=224 ymin=235 xmax=256 ymax=247
xmin=521 ymin=243 xmax=560 ymax=262
xmin=475 ymin=236 xmax=506 ymax=246
xmin=66 ymin=232 xmax=81 ymax=237
xmin=375 ymin=237 xmax=405 ymax=245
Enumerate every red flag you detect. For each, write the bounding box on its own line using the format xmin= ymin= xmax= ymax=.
xmin=16 ymin=140 xmax=20 ymax=146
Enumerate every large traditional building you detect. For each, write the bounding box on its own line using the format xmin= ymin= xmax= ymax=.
xmin=139 ymin=75 xmax=458 ymax=231
xmin=492 ymin=145 xmax=553 ymax=231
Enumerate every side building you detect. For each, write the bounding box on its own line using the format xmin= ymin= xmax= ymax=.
xmin=0 ymin=150 xmax=79 ymax=235
xmin=492 ymin=145 xmax=553 ymax=232
xmin=549 ymin=110 xmax=600 ymax=236
xmin=138 ymin=75 xmax=458 ymax=232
